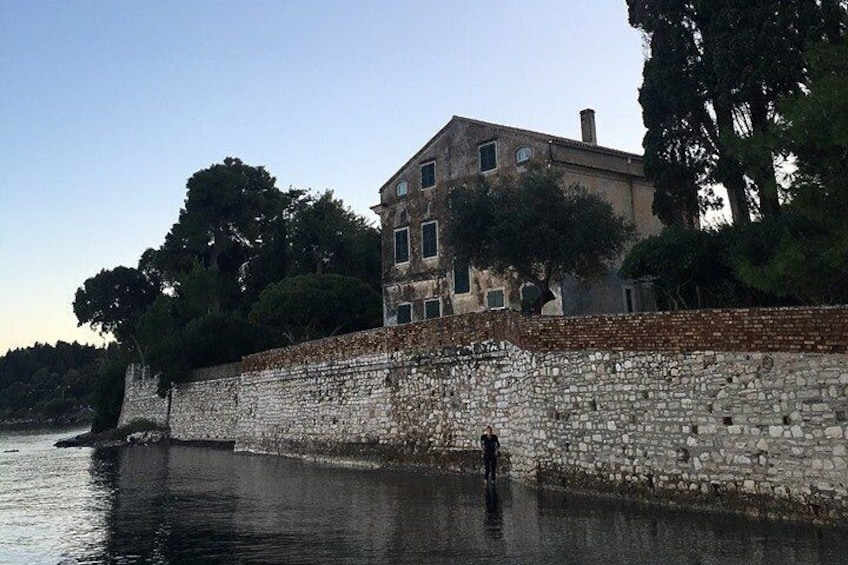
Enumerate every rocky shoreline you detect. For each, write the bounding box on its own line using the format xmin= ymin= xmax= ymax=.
xmin=55 ymin=428 xmax=168 ymax=449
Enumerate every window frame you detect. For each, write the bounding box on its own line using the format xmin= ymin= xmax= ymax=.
xmin=396 ymin=180 xmax=408 ymax=197
xmin=421 ymin=220 xmax=439 ymax=259
xmin=423 ymin=298 xmax=441 ymax=320
xmin=479 ymin=141 xmax=497 ymax=172
xmin=396 ymin=302 xmax=412 ymax=324
xmin=393 ymin=227 xmax=410 ymax=265
xmin=486 ymin=287 xmax=506 ymax=310
xmin=515 ymin=146 xmax=533 ymax=164
xmin=420 ymin=161 xmax=436 ymax=189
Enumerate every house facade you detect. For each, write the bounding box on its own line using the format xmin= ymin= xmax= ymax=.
xmin=371 ymin=111 xmax=663 ymax=326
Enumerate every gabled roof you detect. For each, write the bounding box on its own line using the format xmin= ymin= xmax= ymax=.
xmin=377 ymin=115 xmax=644 ymax=195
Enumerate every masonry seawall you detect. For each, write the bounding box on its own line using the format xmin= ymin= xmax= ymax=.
xmin=119 ymin=306 xmax=848 ymax=524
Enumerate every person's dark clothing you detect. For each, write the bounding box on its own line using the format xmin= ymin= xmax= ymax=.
xmin=481 ymin=433 xmax=500 ymax=480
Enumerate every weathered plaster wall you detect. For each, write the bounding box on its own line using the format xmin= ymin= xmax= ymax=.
xmin=375 ymin=116 xmax=663 ymax=325
xmin=119 ymin=307 xmax=848 ymax=522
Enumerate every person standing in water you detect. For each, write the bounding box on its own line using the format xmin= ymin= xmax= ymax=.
xmin=480 ymin=425 xmax=500 ymax=482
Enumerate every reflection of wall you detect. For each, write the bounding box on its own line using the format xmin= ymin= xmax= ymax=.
xmin=118 ymin=306 xmax=848 ymax=523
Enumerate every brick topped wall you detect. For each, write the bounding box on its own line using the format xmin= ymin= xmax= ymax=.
xmin=243 ymin=306 xmax=847 ymax=372
xmin=187 ymin=362 xmax=242 ymax=383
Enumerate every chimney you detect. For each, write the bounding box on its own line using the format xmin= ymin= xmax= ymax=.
xmin=580 ymin=108 xmax=597 ymax=145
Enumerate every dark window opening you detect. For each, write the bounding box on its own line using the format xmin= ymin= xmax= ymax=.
xmin=479 ymin=142 xmax=497 ymax=172
xmin=394 ymin=228 xmax=409 ymax=264
xmin=397 ymin=304 xmax=412 ymax=324
xmin=424 ymin=299 xmax=441 ymax=320
xmin=453 ymin=262 xmax=470 ymax=294
xmin=487 ymin=289 xmax=505 ymax=309
xmin=421 ymin=162 xmax=436 ymax=188
xmin=422 ymin=221 xmax=438 ymax=258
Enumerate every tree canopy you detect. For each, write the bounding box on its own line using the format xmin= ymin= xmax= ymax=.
xmin=447 ymin=166 xmax=634 ymax=313
xmin=249 ymin=273 xmax=381 ymax=344
xmin=628 ymin=0 xmax=843 ymax=224
xmin=0 ymin=341 xmax=103 ymax=425
xmin=74 ymin=157 xmax=382 ymax=416
xmin=624 ymin=3 xmax=848 ymax=307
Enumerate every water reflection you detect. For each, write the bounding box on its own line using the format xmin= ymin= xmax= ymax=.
xmin=75 ymin=444 xmax=848 ymax=564
xmin=484 ymin=484 xmax=503 ymax=540
xmin=3 ymin=427 xmax=845 ymax=565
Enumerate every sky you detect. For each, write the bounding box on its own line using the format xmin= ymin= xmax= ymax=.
xmin=0 ymin=0 xmax=652 ymax=355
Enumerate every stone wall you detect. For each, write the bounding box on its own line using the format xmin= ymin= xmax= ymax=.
xmin=510 ymin=349 xmax=848 ymax=522
xmin=119 ymin=306 xmax=848 ymax=523
xmin=169 ymin=377 xmax=240 ymax=442
xmin=117 ymin=364 xmax=169 ymax=428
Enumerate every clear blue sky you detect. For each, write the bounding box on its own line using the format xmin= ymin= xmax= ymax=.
xmin=0 ymin=1 xmax=650 ymax=354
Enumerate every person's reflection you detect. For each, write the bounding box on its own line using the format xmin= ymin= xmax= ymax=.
xmin=484 ymin=483 xmax=503 ymax=539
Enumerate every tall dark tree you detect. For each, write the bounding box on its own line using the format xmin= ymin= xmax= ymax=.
xmin=447 ymin=167 xmax=634 ymax=314
xmin=249 ymin=274 xmax=381 ymax=345
xmin=628 ymin=0 xmax=834 ymax=223
xmin=156 ymin=157 xmax=299 ymax=310
xmin=288 ymin=191 xmax=381 ymax=291
xmin=73 ymin=266 xmax=160 ymax=356
xmin=730 ymin=18 xmax=848 ymax=304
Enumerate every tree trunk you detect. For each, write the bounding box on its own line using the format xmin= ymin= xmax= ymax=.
xmin=748 ymin=91 xmax=781 ymax=217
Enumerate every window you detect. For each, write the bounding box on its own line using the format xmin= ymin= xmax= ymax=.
xmin=396 ymin=180 xmax=408 ymax=197
xmin=623 ymin=285 xmax=635 ymax=313
xmin=397 ymin=303 xmax=412 ymax=324
xmin=486 ymin=288 xmax=506 ymax=310
xmin=515 ymin=146 xmax=532 ymax=164
xmin=421 ymin=161 xmax=436 ymax=189
xmin=424 ymin=298 xmax=441 ymax=320
xmin=394 ymin=227 xmax=409 ymax=264
xmin=421 ymin=221 xmax=438 ymax=258
xmin=453 ymin=261 xmax=470 ymax=294
xmin=479 ymin=141 xmax=497 ymax=172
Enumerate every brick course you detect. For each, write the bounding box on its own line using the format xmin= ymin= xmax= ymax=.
xmin=243 ymin=306 xmax=847 ymax=372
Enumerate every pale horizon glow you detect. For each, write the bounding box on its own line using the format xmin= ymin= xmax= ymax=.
xmin=1 ymin=1 xmax=652 ymax=355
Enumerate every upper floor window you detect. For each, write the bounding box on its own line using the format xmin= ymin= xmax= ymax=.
xmin=394 ymin=227 xmax=410 ymax=264
xmin=479 ymin=141 xmax=497 ymax=172
xmin=421 ymin=161 xmax=436 ymax=189
xmin=515 ymin=146 xmax=532 ymax=164
xmin=453 ymin=261 xmax=470 ymax=294
xmin=396 ymin=180 xmax=408 ymax=197
xmin=421 ymin=221 xmax=438 ymax=259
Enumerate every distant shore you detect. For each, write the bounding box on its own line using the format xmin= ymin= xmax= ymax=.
xmin=0 ymin=413 xmax=92 ymax=431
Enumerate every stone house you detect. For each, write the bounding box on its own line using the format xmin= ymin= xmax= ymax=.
xmin=370 ymin=111 xmax=664 ymax=326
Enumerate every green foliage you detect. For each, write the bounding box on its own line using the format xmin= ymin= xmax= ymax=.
xmin=250 ymin=274 xmax=381 ymax=344
xmin=288 ymin=192 xmax=381 ymax=291
xmin=75 ymin=157 xmax=382 ymax=406
xmin=628 ymin=0 xmax=837 ymax=223
xmin=728 ymin=212 xmax=848 ymax=305
xmin=621 ymin=227 xmax=783 ymax=310
xmin=107 ymin=418 xmax=164 ymax=440
xmin=726 ymin=17 xmax=848 ymax=304
xmin=73 ymin=266 xmax=160 ymax=348
xmin=447 ymin=166 xmax=634 ymax=313
xmin=90 ymin=346 xmax=131 ymax=433
xmin=0 ymin=341 xmax=101 ymax=423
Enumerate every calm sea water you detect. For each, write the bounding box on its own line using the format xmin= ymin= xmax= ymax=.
xmin=1 ymin=428 xmax=846 ymax=565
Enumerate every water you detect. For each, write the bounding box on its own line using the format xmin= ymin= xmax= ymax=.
xmin=1 ymin=428 xmax=846 ymax=564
